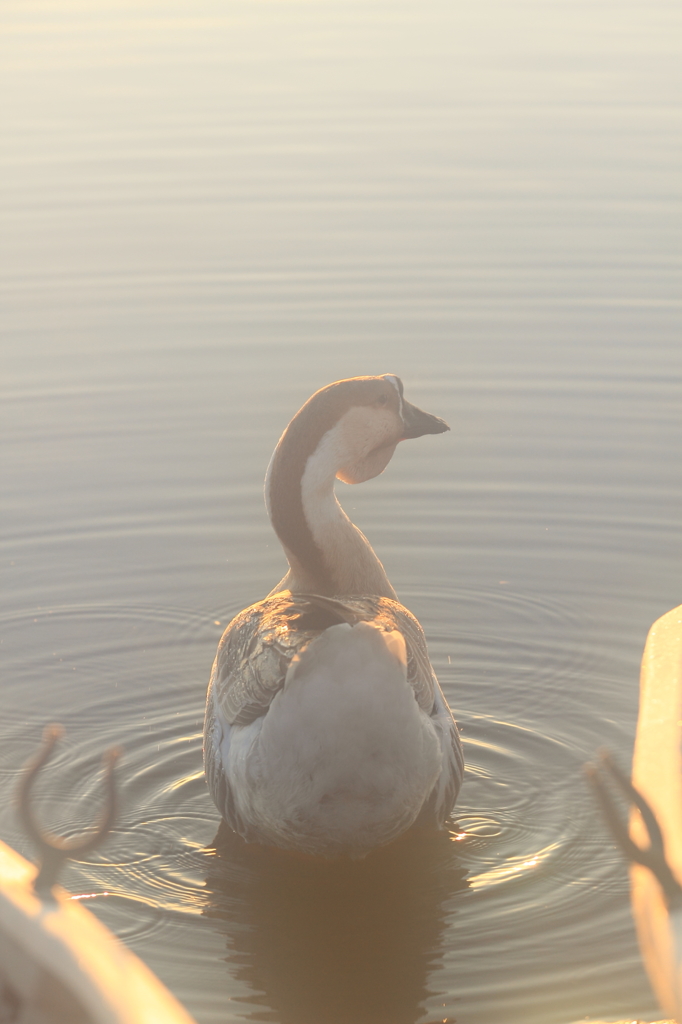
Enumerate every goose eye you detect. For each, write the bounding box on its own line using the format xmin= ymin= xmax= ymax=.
xmin=377 ymin=393 xmax=389 ymax=406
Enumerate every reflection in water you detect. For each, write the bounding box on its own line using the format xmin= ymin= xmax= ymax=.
xmin=202 ymin=823 xmax=469 ymax=1024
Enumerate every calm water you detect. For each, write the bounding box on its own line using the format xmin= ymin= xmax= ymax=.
xmin=1 ymin=2 xmax=681 ymax=1022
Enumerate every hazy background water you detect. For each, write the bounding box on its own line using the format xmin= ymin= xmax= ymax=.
xmin=1 ymin=1 xmax=681 ymax=1022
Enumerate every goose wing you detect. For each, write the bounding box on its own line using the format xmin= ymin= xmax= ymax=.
xmin=209 ymin=592 xmax=313 ymax=727
xmin=209 ymin=591 xmax=437 ymax=729
xmin=205 ymin=591 xmax=463 ymax=835
xmin=294 ymin=595 xmax=465 ymax=827
xmin=290 ymin=593 xmax=437 ymax=713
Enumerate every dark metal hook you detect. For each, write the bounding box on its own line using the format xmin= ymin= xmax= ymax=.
xmin=17 ymin=724 xmax=121 ymax=896
xmin=585 ymin=749 xmax=682 ymax=911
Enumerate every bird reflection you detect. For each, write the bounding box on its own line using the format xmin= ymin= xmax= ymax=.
xmin=201 ymin=822 xmax=470 ymax=1024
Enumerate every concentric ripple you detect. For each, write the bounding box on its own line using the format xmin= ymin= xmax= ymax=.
xmin=0 ymin=591 xmax=653 ymax=1023
xmin=0 ymin=602 xmax=221 ymax=949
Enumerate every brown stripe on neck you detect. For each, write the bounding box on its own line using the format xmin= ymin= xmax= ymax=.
xmin=267 ymin=377 xmax=392 ymax=594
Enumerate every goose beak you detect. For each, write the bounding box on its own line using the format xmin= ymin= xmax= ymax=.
xmin=401 ymin=399 xmax=450 ymax=439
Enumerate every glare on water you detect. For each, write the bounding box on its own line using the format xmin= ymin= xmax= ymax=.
xmin=1 ymin=1 xmax=681 ymax=1022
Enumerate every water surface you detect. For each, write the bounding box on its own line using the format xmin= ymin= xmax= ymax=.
xmin=1 ymin=2 xmax=681 ymax=1022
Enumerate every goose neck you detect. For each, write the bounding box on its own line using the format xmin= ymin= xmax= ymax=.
xmin=265 ymin=427 xmax=396 ymax=599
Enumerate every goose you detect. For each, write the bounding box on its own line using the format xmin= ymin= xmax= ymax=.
xmin=203 ymin=374 xmax=464 ymax=858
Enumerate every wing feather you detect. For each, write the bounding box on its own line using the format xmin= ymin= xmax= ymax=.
xmin=208 ymin=591 xmax=439 ymax=727
xmin=205 ymin=590 xmax=463 ymax=830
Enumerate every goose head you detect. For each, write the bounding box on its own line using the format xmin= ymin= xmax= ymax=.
xmin=270 ymin=373 xmax=448 ymax=485
xmin=334 ymin=374 xmax=449 ymax=484
xmin=266 ymin=374 xmax=449 ymax=595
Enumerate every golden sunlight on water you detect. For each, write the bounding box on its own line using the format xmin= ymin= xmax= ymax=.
xmin=1 ymin=0 xmax=680 ymax=1023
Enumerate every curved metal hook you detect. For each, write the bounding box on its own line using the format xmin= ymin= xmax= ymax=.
xmin=17 ymin=724 xmax=121 ymax=896
xmin=585 ymin=749 xmax=682 ymax=911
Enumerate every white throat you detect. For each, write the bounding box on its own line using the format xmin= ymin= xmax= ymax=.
xmin=293 ymin=420 xmax=397 ymax=598
xmin=278 ymin=417 xmax=393 ymax=598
